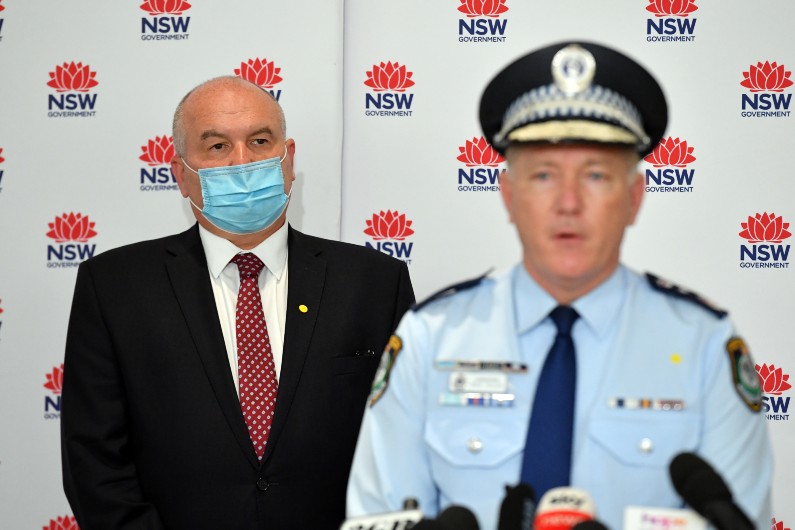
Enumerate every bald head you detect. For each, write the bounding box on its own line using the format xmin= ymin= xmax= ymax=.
xmin=172 ymin=76 xmax=286 ymax=157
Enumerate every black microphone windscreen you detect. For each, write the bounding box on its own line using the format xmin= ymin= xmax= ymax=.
xmin=437 ymin=505 xmax=480 ymax=530
xmin=670 ymin=452 xmax=733 ymax=513
xmin=498 ymin=483 xmax=536 ymax=530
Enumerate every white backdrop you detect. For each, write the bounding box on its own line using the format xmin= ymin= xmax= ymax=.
xmin=0 ymin=1 xmax=793 ymax=528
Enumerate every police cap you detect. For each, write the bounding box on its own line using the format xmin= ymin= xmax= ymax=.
xmin=479 ymin=41 xmax=667 ymax=157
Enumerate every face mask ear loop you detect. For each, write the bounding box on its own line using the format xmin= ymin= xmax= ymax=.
xmin=279 ymin=144 xmax=288 ymax=163
xmin=181 ymin=158 xmax=203 ymax=210
xmin=181 ymin=158 xmax=199 ymax=175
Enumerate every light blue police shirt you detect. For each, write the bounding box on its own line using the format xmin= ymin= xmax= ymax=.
xmin=347 ymin=264 xmax=772 ymax=530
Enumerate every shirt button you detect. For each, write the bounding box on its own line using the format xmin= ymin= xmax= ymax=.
xmin=467 ymin=437 xmax=483 ymax=454
xmin=256 ymin=478 xmax=269 ymax=492
xmin=639 ymin=438 xmax=654 ymax=454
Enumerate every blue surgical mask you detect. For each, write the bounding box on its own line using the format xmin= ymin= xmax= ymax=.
xmin=183 ymin=147 xmax=290 ymax=235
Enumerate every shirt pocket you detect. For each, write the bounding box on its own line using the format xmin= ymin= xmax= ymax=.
xmin=589 ymin=413 xmax=699 ymax=469
xmin=424 ymin=408 xmax=525 ymax=468
xmin=585 ymin=412 xmax=699 ymax=512
xmin=422 ymin=407 xmax=526 ymax=511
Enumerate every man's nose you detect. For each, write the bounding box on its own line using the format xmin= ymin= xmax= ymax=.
xmin=557 ymin=177 xmax=583 ymax=213
xmin=229 ymin=143 xmax=254 ymax=166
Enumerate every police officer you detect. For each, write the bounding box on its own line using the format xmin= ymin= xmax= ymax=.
xmin=346 ymin=41 xmax=772 ymax=530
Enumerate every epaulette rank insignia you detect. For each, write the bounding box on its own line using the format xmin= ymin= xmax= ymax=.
xmin=646 ymin=273 xmax=728 ymax=319
xmin=412 ymin=271 xmax=491 ymax=312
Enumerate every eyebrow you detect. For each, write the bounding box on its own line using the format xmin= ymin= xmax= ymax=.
xmin=199 ymin=127 xmax=277 ymax=142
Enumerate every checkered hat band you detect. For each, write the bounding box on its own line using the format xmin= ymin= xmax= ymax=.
xmin=494 ymin=83 xmax=648 ymax=149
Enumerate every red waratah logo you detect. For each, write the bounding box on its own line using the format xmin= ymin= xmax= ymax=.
xmin=643 ymin=137 xmax=696 ymax=168
xmin=0 ymin=1 xmax=5 ymax=13
xmin=0 ymin=299 xmax=4 ymax=315
xmin=42 ymin=515 xmax=79 ymax=530
xmin=0 ymin=147 xmax=4 ymax=164
xmin=741 ymin=62 xmax=794 ymax=93
xmin=364 ymin=210 xmax=415 ymax=241
xmin=756 ymin=364 xmax=792 ymax=396
xmin=646 ymin=0 xmax=698 ymax=17
xmin=457 ymin=137 xmax=504 ymax=167
xmin=139 ymin=135 xmax=174 ymax=166
xmin=458 ymin=0 xmax=509 ymax=18
xmin=739 ymin=213 xmax=792 ymax=244
xmin=773 ymin=519 xmax=791 ymax=530
xmin=235 ymin=58 xmax=283 ymax=89
xmin=47 ymin=62 xmax=99 ymax=93
xmin=139 ymin=0 xmax=191 ymax=15
xmin=364 ymin=62 xmax=415 ymax=92
xmin=47 ymin=213 xmax=98 ymax=243
xmin=44 ymin=364 xmax=64 ymax=395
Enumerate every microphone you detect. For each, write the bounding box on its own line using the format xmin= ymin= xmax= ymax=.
xmin=533 ymin=487 xmax=596 ymax=530
xmin=498 ymin=483 xmax=537 ymax=530
xmin=414 ymin=505 xmax=480 ymax=530
xmin=669 ymin=452 xmax=754 ymax=530
xmin=339 ymin=504 xmax=423 ymax=530
xmin=403 ymin=498 xmax=420 ymax=510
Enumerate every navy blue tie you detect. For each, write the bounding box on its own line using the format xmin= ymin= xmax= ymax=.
xmin=520 ymin=305 xmax=579 ymax=499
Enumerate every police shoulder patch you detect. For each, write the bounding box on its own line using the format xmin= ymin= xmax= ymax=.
xmin=725 ymin=336 xmax=762 ymax=413
xmin=411 ymin=270 xmax=491 ymax=312
xmin=369 ymin=334 xmax=403 ymax=407
xmin=646 ymin=273 xmax=728 ymax=319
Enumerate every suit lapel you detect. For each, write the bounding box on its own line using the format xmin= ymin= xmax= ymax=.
xmin=262 ymin=227 xmax=326 ymax=464
xmin=165 ymin=226 xmax=260 ymax=470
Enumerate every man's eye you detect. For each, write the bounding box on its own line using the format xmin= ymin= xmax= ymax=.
xmin=588 ymin=171 xmax=606 ymax=181
xmin=534 ymin=171 xmax=551 ymax=181
xmin=252 ymin=139 xmax=269 ymax=146
xmin=210 ymin=143 xmax=225 ymax=151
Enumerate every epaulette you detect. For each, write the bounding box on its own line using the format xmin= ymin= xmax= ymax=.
xmin=412 ymin=270 xmax=491 ymax=312
xmin=646 ymin=273 xmax=728 ymax=319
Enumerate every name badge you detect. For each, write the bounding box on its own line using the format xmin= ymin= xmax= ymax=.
xmin=449 ymin=371 xmax=509 ymax=393
xmin=435 ymin=360 xmax=527 ymax=373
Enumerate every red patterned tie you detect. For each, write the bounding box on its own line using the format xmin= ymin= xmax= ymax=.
xmin=232 ymin=253 xmax=278 ymax=461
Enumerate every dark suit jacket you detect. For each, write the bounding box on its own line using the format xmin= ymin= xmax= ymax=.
xmin=61 ymin=225 xmax=414 ymax=529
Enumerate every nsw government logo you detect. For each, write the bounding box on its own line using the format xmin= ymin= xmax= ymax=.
xmin=457 ymin=136 xmax=503 ymax=192
xmin=740 ymin=60 xmax=793 ymax=118
xmin=773 ymin=519 xmax=791 ymax=530
xmin=739 ymin=212 xmax=791 ymax=269
xmin=643 ymin=137 xmax=696 ymax=193
xmin=43 ymin=515 xmax=79 ymax=530
xmin=363 ymin=210 xmax=415 ymax=264
xmin=364 ymin=61 xmax=415 ymax=117
xmin=47 ymin=62 xmax=99 ymax=118
xmin=139 ymin=135 xmax=178 ymax=191
xmin=457 ymin=0 xmax=508 ymax=44
xmin=43 ymin=364 xmax=64 ymax=420
xmin=0 ymin=0 xmax=5 ymax=43
xmin=140 ymin=0 xmax=191 ymax=41
xmin=756 ymin=363 xmax=791 ymax=421
xmin=0 ymin=146 xmax=4 ymax=193
xmin=235 ymin=57 xmax=284 ymax=101
xmin=46 ymin=213 xmax=98 ymax=268
xmin=645 ymin=0 xmax=697 ymax=42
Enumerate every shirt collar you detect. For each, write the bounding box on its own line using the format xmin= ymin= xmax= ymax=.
xmin=198 ymin=222 xmax=289 ymax=280
xmin=513 ymin=264 xmax=627 ymax=338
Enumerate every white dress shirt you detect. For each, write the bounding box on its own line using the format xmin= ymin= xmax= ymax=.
xmin=198 ymin=223 xmax=289 ymax=393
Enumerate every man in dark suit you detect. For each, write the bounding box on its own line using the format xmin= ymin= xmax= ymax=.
xmin=61 ymin=76 xmax=415 ymax=529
